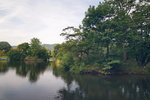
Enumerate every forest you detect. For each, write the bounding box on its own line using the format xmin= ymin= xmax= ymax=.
xmin=53 ymin=0 xmax=150 ymax=74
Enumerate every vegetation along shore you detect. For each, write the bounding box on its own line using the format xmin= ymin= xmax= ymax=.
xmin=0 ymin=0 xmax=150 ymax=75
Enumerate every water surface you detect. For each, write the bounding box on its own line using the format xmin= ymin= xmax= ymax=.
xmin=0 ymin=61 xmax=150 ymax=100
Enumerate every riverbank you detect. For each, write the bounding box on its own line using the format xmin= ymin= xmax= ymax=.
xmin=80 ymin=62 xmax=150 ymax=76
xmin=79 ymin=70 xmax=150 ymax=76
xmin=24 ymin=57 xmax=43 ymax=62
xmin=54 ymin=59 xmax=150 ymax=76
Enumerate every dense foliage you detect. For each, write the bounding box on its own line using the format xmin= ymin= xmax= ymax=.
xmin=54 ymin=0 xmax=150 ymax=73
xmin=8 ymin=38 xmax=50 ymax=61
xmin=0 ymin=42 xmax=11 ymax=53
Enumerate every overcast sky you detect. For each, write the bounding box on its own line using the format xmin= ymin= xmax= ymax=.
xmin=0 ymin=0 xmax=102 ymax=45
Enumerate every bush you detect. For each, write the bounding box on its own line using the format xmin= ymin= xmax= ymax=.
xmin=36 ymin=48 xmax=49 ymax=61
xmin=0 ymin=42 xmax=11 ymax=52
xmin=102 ymin=60 xmax=122 ymax=72
xmin=8 ymin=49 xmax=22 ymax=61
xmin=61 ymin=52 xmax=74 ymax=71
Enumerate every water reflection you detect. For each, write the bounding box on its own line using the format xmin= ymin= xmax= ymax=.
xmin=0 ymin=62 xmax=150 ymax=100
xmin=52 ymin=67 xmax=150 ymax=100
xmin=0 ymin=61 xmax=49 ymax=82
xmin=0 ymin=61 xmax=9 ymax=73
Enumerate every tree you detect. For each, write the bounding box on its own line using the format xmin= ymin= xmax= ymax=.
xmin=36 ymin=47 xmax=49 ymax=61
xmin=8 ymin=38 xmax=50 ymax=61
xmin=31 ymin=38 xmax=41 ymax=48
xmin=8 ymin=49 xmax=22 ymax=61
xmin=81 ymin=0 xmax=150 ymax=66
xmin=130 ymin=3 xmax=150 ymax=66
xmin=53 ymin=0 xmax=150 ymax=74
xmin=17 ymin=42 xmax=30 ymax=60
xmin=29 ymin=38 xmax=50 ymax=61
xmin=0 ymin=42 xmax=11 ymax=52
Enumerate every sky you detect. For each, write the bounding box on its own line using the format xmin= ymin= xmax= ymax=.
xmin=0 ymin=0 xmax=102 ymax=46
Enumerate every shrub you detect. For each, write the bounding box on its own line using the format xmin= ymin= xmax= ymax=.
xmin=61 ymin=52 xmax=74 ymax=71
xmin=102 ymin=60 xmax=122 ymax=72
xmin=8 ymin=49 xmax=22 ymax=61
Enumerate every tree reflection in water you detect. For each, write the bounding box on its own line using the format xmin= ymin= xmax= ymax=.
xmin=52 ymin=66 xmax=150 ymax=100
xmin=0 ymin=61 xmax=9 ymax=73
xmin=0 ymin=62 xmax=150 ymax=100
xmin=0 ymin=61 xmax=49 ymax=82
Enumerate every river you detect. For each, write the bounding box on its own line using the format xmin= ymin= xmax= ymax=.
xmin=0 ymin=61 xmax=150 ymax=100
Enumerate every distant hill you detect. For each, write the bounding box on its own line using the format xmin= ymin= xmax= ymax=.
xmin=12 ymin=44 xmax=57 ymax=50
xmin=12 ymin=46 xmax=17 ymax=48
xmin=42 ymin=44 xmax=57 ymax=50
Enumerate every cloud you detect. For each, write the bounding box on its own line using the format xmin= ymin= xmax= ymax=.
xmin=0 ymin=0 xmax=102 ymax=45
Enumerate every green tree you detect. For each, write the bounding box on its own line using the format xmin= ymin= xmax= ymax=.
xmin=31 ymin=38 xmax=41 ymax=48
xmin=131 ymin=3 xmax=150 ymax=66
xmin=54 ymin=0 xmax=150 ymax=73
xmin=29 ymin=38 xmax=49 ymax=61
xmin=17 ymin=42 xmax=30 ymax=60
xmin=36 ymin=47 xmax=49 ymax=61
xmin=8 ymin=49 xmax=22 ymax=61
xmin=0 ymin=42 xmax=11 ymax=52
xmin=29 ymin=38 xmax=41 ymax=56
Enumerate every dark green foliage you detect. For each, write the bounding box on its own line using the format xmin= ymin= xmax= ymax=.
xmin=61 ymin=52 xmax=74 ymax=71
xmin=8 ymin=49 xmax=22 ymax=61
xmin=132 ymin=41 xmax=150 ymax=66
xmin=8 ymin=38 xmax=50 ymax=61
xmin=102 ymin=60 xmax=122 ymax=72
xmin=0 ymin=42 xmax=11 ymax=52
xmin=30 ymin=38 xmax=42 ymax=57
xmin=31 ymin=38 xmax=41 ymax=48
xmin=17 ymin=42 xmax=30 ymax=60
xmin=36 ymin=47 xmax=49 ymax=61
xmin=54 ymin=0 xmax=150 ymax=73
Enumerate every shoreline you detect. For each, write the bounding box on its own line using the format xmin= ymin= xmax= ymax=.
xmin=79 ymin=70 xmax=150 ymax=76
